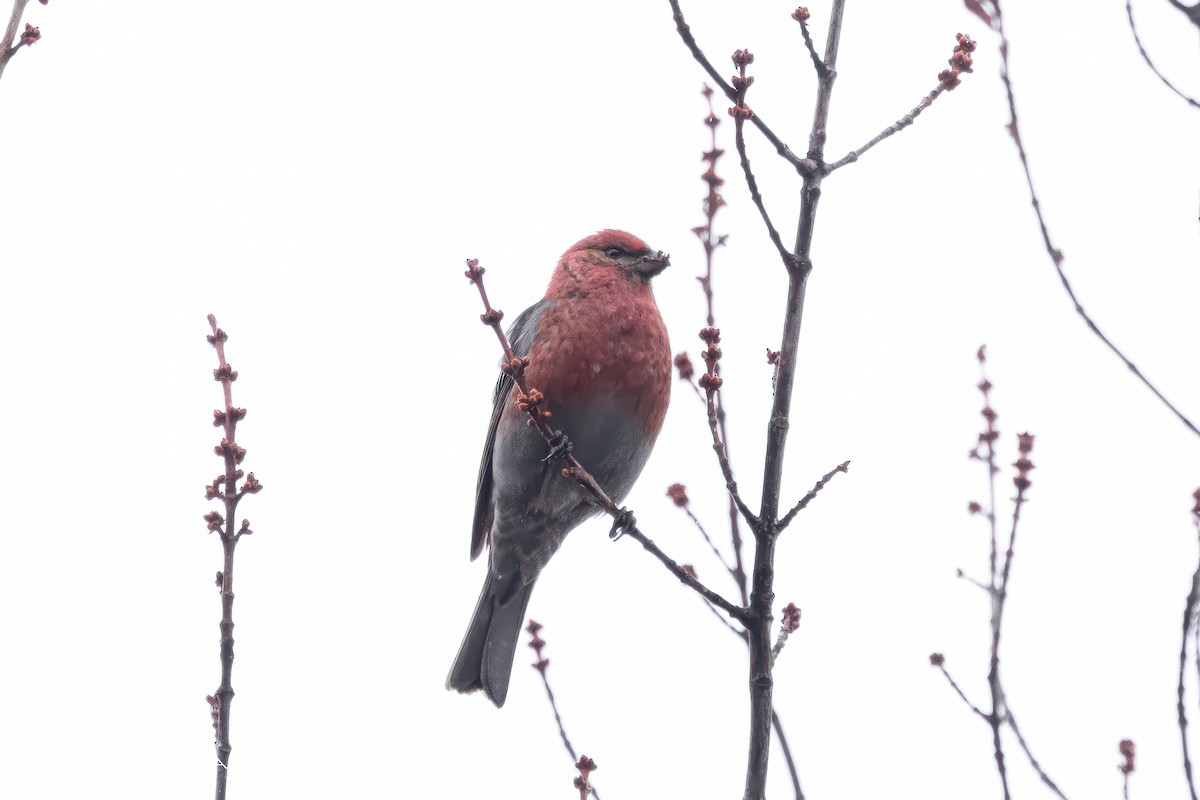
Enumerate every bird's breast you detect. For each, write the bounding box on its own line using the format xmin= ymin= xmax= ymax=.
xmin=525 ymin=288 xmax=671 ymax=438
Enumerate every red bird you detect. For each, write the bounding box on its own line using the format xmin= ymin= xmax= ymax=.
xmin=447 ymin=230 xmax=672 ymax=706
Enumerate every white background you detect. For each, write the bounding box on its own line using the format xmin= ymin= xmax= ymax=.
xmin=2 ymin=1 xmax=1198 ymax=798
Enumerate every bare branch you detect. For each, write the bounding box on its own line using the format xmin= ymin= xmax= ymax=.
xmin=987 ymin=4 xmax=1200 ymax=439
xmin=930 ymin=655 xmax=988 ymax=720
xmin=937 ymin=350 xmax=1063 ymax=799
xmin=204 ymin=315 xmax=263 ymax=800
xmin=776 ymin=461 xmax=850 ymax=531
xmin=771 ymin=712 xmax=806 ymax=800
xmin=827 ymin=33 xmax=976 ymax=172
xmin=526 ymin=621 xmax=601 ymax=800
xmin=729 ymin=51 xmax=799 ymax=271
xmin=667 ymin=0 xmax=806 ymax=169
xmin=1179 ymin=494 xmax=1200 ymax=800
xmin=1005 ymin=710 xmax=1069 ymax=799
xmin=691 ymin=87 xmax=751 ymax=608
xmin=1126 ymin=0 xmax=1200 ymax=110
xmin=744 ymin=5 xmax=848 ymax=798
xmin=770 ymin=603 xmax=802 ymax=665
xmin=698 ymin=325 xmax=759 ymax=528
xmin=791 ymin=8 xmax=828 ymax=78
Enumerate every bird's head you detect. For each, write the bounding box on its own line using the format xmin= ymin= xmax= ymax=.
xmin=568 ymin=230 xmax=671 ymax=281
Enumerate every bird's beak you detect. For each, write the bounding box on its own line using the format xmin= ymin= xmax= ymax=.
xmin=635 ymin=250 xmax=670 ymax=277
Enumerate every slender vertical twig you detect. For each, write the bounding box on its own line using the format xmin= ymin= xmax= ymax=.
xmin=202 ymin=315 xmax=263 ymax=800
xmin=526 ymin=621 xmax=600 ymax=799
xmin=739 ymin=7 xmax=847 ymax=796
xmin=934 ymin=349 xmax=1065 ymax=799
xmin=1178 ymin=490 xmax=1200 ymax=800
xmin=693 ymin=84 xmax=752 ymax=607
xmin=980 ymin=0 xmax=1200 ymax=439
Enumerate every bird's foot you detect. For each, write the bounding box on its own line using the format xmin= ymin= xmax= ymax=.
xmin=609 ymin=507 xmax=636 ymax=540
xmin=541 ymin=430 xmax=573 ymax=463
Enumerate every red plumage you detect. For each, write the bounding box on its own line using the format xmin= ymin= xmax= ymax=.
xmin=448 ymin=229 xmax=673 ymax=707
xmin=520 ymin=230 xmax=671 ymax=440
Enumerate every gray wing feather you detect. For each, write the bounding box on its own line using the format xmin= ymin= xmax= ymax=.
xmin=470 ymin=299 xmax=550 ymax=559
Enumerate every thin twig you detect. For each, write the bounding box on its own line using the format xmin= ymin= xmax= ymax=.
xmin=203 ymin=315 xmax=263 ymax=800
xmin=827 ymin=33 xmax=977 ymax=172
xmin=792 ymin=9 xmax=828 ymax=78
xmin=1005 ymin=710 xmax=1068 ymax=799
xmin=771 ymin=712 xmax=806 ymax=800
xmin=989 ymin=2 xmax=1200 ymax=439
xmin=746 ymin=4 xmax=848 ymax=797
xmin=694 ymin=85 xmax=751 ymax=607
xmin=667 ymin=0 xmax=806 ymax=169
xmin=936 ymin=351 xmax=1063 ymax=798
xmin=776 ymin=461 xmax=850 ymax=531
xmin=526 ymin=622 xmax=600 ymax=800
xmin=1126 ymin=0 xmax=1200 ymax=109
xmin=688 ymin=507 xmax=737 ymax=576
xmin=826 ymin=83 xmax=948 ymax=172
xmin=956 ymin=569 xmax=991 ymax=593
xmin=699 ymin=326 xmax=758 ymax=528
xmin=730 ymin=51 xmax=799 ymax=272
xmin=690 ymin=569 xmax=750 ymax=639
xmin=464 ymin=260 xmax=749 ymax=624
xmin=770 ymin=603 xmax=801 ymax=666
xmin=932 ymin=657 xmax=988 ymax=719
xmin=1179 ymin=498 xmax=1200 ymax=800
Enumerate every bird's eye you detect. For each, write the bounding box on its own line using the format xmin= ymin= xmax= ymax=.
xmin=605 ymin=247 xmax=623 ymax=259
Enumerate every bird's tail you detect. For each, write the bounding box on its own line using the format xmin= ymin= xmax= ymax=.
xmin=446 ymin=570 xmax=534 ymax=708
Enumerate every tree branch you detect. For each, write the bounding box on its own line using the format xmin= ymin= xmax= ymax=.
xmin=1005 ymin=710 xmax=1069 ymax=799
xmin=988 ymin=2 xmax=1200 ymax=439
xmin=1179 ymin=493 xmax=1200 ymax=800
xmin=203 ymin=315 xmax=263 ymax=800
xmin=776 ymin=461 xmax=850 ymax=531
xmin=827 ymin=33 xmax=976 ymax=173
xmin=526 ymin=621 xmax=601 ymax=800
xmin=1126 ymin=0 xmax=1200 ymax=110
xmin=667 ymin=0 xmax=806 ymax=170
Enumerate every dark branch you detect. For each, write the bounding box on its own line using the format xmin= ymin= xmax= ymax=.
xmin=827 ymin=33 xmax=976 ymax=172
xmin=1179 ymin=503 xmax=1200 ymax=800
xmin=667 ymin=0 xmax=806 ymax=169
xmin=527 ymin=622 xmax=601 ymax=800
xmin=990 ymin=5 xmax=1200 ymax=439
xmin=1005 ymin=710 xmax=1069 ymax=799
xmin=792 ymin=9 xmax=828 ymax=78
xmin=776 ymin=461 xmax=850 ymax=531
xmin=1127 ymin=0 xmax=1200 ymax=109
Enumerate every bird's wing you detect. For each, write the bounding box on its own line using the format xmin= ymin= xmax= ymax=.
xmin=470 ymin=299 xmax=550 ymax=560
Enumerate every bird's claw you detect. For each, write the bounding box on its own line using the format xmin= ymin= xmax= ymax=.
xmin=609 ymin=508 xmax=636 ymax=540
xmin=541 ymin=430 xmax=573 ymax=463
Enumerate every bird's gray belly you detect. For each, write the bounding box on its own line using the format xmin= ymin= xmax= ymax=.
xmin=488 ymin=395 xmax=652 ymax=591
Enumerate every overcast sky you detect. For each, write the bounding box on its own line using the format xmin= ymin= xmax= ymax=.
xmin=2 ymin=1 xmax=1198 ymax=798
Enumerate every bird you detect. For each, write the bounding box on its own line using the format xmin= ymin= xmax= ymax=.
xmin=447 ymin=229 xmax=672 ymax=707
